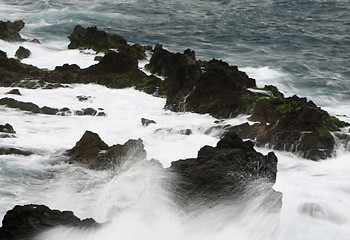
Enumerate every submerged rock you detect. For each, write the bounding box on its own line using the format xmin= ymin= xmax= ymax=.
xmin=0 ymin=204 xmax=99 ymax=240
xmin=0 ymin=148 xmax=32 ymax=156
xmin=11 ymin=80 xmax=69 ymax=90
xmin=67 ymin=131 xmax=147 ymax=170
xmin=169 ymin=130 xmax=281 ymax=209
xmin=298 ymin=202 xmax=346 ymax=224
xmin=147 ymin=46 xmax=348 ymax=160
xmin=0 ymin=20 xmax=25 ymax=42
xmin=141 ymin=117 xmax=156 ymax=126
xmin=77 ymin=95 xmax=91 ymax=102
xmin=15 ymin=46 xmax=31 ymax=60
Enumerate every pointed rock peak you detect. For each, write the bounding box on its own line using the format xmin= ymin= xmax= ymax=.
xmin=67 ymin=131 xmax=109 ymax=158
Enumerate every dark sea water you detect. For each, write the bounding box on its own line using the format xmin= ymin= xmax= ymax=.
xmin=1 ymin=1 xmax=350 ymax=240
xmin=1 ymin=0 xmax=349 ymax=103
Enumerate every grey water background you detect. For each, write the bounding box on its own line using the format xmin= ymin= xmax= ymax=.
xmin=1 ymin=0 xmax=349 ymax=104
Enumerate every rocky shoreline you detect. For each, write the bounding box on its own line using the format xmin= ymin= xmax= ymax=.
xmin=0 ymin=20 xmax=349 ymax=239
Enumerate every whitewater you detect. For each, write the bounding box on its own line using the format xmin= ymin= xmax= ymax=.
xmin=1 ymin=0 xmax=350 ymax=239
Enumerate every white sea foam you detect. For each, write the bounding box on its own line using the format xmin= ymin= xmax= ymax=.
xmin=0 ymin=39 xmax=102 ymax=70
xmin=1 ymin=82 xmax=350 ymax=240
xmin=1 ymin=2 xmax=350 ymax=238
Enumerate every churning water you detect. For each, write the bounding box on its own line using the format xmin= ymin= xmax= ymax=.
xmin=0 ymin=0 xmax=350 ymax=239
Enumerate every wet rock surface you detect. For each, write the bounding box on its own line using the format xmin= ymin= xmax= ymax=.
xmin=0 ymin=20 xmax=25 ymax=42
xmin=0 ymin=23 xmax=348 ymax=160
xmin=5 ymin=89 xmax=21 ymax=95
xmin=68 ymin=25 xmax=127 ymax=52
xmin=169 ymin=130 xmax=281 ymax=208
xmin=0 ymin=148 xmax=32 ymax=156
xmin=141 ymin=117 xmax=156 ymax=126
xmin=0 ymin=97 xmax=104 ymax=116
xmin=15 ymin=46 xmax=31 ymax=60
xmin=0 ymin=204 xmax=99 ymax=240
xmin=11 ymin=80 xmax=69 ymax=90
xmin=0 ymin=123 xmax=16 ymax=138
xmin=231 ymin=94 xmax=349 ymax=160
xmin=0 ymin=123 xmax=15 ymax=134
xmin=146 ymin=46 xmax=256 ymax=117
xmin=68 ymin=25 xmax=151 ymax=59
xmin=67 ymin=131 xmax=147 ymax=170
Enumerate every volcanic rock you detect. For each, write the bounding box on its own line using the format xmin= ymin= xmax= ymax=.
xmin=68 ymin=25 xmax=127 ymax=53
xmin=12 ymin=80 xmax=68 ymax=90
xmin=146 ymin=46 xmax=202 ymax=109
xmin=82 ymin=107 xmax=98 ymax=116
xmin=146 ymin=46 xmax=256 ymax=116
xmin=67 ymin=131 xmax=147 ymax=170
xmin=0 ymin=204 xmax=99 ymax=240
xmin=0 ymin=30 xmax=162 ymax=95
xmin=15 ymin=46 xmax=31 ymax=60
xmin=77 ymin=95 xmax=91 ymax=102
xmin=0 ymin=148 xmax=32 ymax=156
xmin=68 ymin=25 xmax=150 ymax=59
xmin=170 ymin=130 xmax=281 ymax=208
xmin=231 ymin=94 xmax=348 ymax=160
xmin=141 ymin=117 xmax=156 ymax=126
xmin=0 ymin=123 xmax=15 ymax=134
xmin=6 ymin=89 xmax=21 ymax=95
xmin=0 ymin=20 xmax=25 ymax=42
xmin=0 ymin=97 xmax=41 ymax=113
xmin=0 ymin=51 xmax=42 ymax=87
xmin=179 ymin=129 xmax=192 ymax=135
xmin=0 ymin=97 xmax=103 ymax=116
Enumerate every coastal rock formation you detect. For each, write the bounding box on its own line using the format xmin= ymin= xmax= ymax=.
xmin=0 ymin=20 xmax=25 ymax=42
xmin=0 ymin=47 xmax=162 ymax=95
xmin=231 ymin=93 xmax=349 ymax=160
xmin=169 ymin=130 xmax=281 ymax=209
xmin=0 ymin=148 xmax=32 ymax=156
xmin=67 ymin=131 xmax=147 ymax=170
xmin=146 ymin=46 xmax=256 ymax=116
xmin=15 ymin=46 xmax=31 ymax=60
xmin=0 ymin=51 xmax=42 ymax=87
xmin=0 ymin=97 xmax=104 ymax=116
xmin=68 ymin=25 xmax=151 ymax=59
xmin=141 ymin=117 xmax=156 ymax=126
xmin=0 ymin=23 xmax=347 ymax=160
xmin=0 ymin=123 xmax=15 ymax=134
xmin=147 ymin=46 xmax=348 ymax=160
xmin=6 ymin=89 xmax=21 ymax=95
xmin=68 ymin=25 xmax=127 ymax=52
xmin=146 ymin=46 xmax=202 ymax=110
xmin=0 ymin=123 xmax=16 ymax=138
xmin=12 ymin=80 xmax=68 ymax=90
xmin=0 ymin=204 xmax=99 ymax=240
